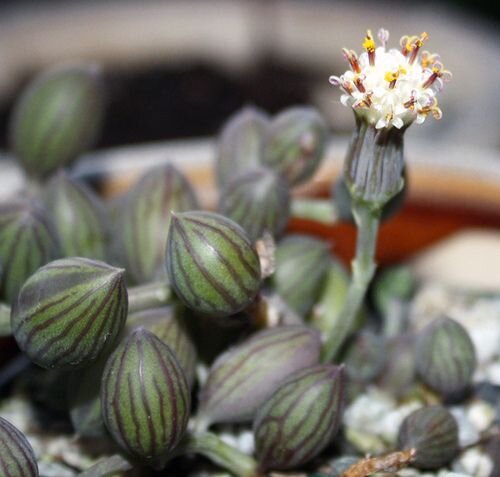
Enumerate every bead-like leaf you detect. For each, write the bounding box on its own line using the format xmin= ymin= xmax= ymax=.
xmin=254 ymin=365 xmax=345 ymax=471
xmin=343 ymin=331 xmax=386 ymax=383
xmin=101 ymin=329 xmax=190 ymax=468
xmin=416 ymin=317 xmax=477 ymax=396
xmin=166 ymin=211 xmax=261 ymax=317
xmin=116 ymin=164 xmax=198 ymax=284
xmin=12 ymin=257 xmax=128 ymax=369
xmin=197 ymin=325 xmax=321 ymax=427
xmin=9 ymin=64 xmax=104 ymax=178
xmin=215 ymin=106 xmax=269 ymax=187
xmin=0 ymin=200 xmax=60 ymax=303
xmin=273 ymin=235 xmax=330 ymax=316
xmin=398 ymin=406 xmax=459 ymax=469
xmin=218 ymin=166 xmax=291 ymax=241
xmin=126 ymin=306 xmax=197 ymax=387
xmin=0 ymin=417 xmax=39 ymax=477
xmin=44 ymin=173 xmax=109 ymax=260
xmin=263 ymin=106 xmax=328 ymax=186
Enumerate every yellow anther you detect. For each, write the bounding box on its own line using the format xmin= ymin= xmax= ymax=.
xmin=363 ymin=30 xmax=376 ymax=52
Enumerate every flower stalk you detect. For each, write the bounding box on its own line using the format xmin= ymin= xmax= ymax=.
xmin=127 ymin=281 xmax=172 ymax=313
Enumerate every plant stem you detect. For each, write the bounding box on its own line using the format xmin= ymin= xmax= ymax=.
xmin=78 ymin=453 xmax=134 ymax=477
xmin=180 ymin=432 xmax=259 ymax=477
xmin=127 ymin=281 xmax=172 ymax=313
xmin=291 ymin=198 xmax=338 ymax=224
xmin=321 ymin=201 xmax=380 ymax=362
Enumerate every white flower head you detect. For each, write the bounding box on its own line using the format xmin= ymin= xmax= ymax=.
xmin=330 ymin=29 xmax=451 ymax=130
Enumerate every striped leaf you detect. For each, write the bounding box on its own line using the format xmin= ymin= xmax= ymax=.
xmin=9 ymin=64 xmax=104 ymax=178
xmin=218 ymin=166 xmax=291 ymax=241
xmin=43 ymin=173 xmax=109 ymax=260
xmin=254 ymin=364 xmax=345 ymax=471
xmin=273 ymin=235 xmax=330 ymax=316
xmin=197 ymin=325 xmax=321 ymax=427
xmin=101 ymin=329 xmax=190 ymax=469
xmin=343 ymin=331 xmax=386 ymax=383
xmin=397 ymin=406 xmax=459 ymax=469
xmin=416 ymin=317 xmax=476 ymax=396
xmin=126 ymin=306 xmax=197 ymax=387
xmin=0 ymin=200 xmax=60 ymax=303
xmin=215 ymin=106 xmax=269 ymax=187
xmin=12 ymin=257 xmax=128 ymax=369
xmin=166 ymin=211 xmax=261 ymax=317
xmin=263 ymin=107 xmax=328 ymax=186
xmin=0 ymin=417 xmax=39 ymax=477
xmin=116 ymin=164 xmax=198 ymax=285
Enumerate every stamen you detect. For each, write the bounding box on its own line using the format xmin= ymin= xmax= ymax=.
xmin=404 ymin=91 xmax=417 ymax=110
xmin=422 ymin=63 xmax=450 ymax=89
xmin=384 ymin=66 xmax=406 ymax=89
xmin=408 ymin=32 xmax=428 ymax=64
xmin=342 ymin=48 xmax=361 ymax=73
xmin=353 ymin=92 xmax=373 ymax=109
xmin=363 ymin=30 xmax=376 ymax=66
xmin=354 ymin=75 xmax=366 ymax=92
xmin=377 ymin=28 xmax=389 ymax=47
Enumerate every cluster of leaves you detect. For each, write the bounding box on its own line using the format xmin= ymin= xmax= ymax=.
xmin=0 ymin=63 xmax=481 ymax=477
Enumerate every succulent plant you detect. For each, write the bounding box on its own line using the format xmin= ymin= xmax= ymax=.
xmin=43 ymin=173 xmax=109 ymax=260
xmin=218 ymin=166 xmax=291 ymax=241
xmin=126 ymin=306 xmax=197 ymax=387
xmin=0 ymin=417 xmax=39 ymax=477
xmin=12 ymin=257 xmax=127 ymax=369
xmin=101 ymin=329 xmax=190 ymax=468
xmin=263 ymin=106 xmax=328 ymax=186
xmin=0 ymin=200 xmax=60 ymax=303
xmin=197 ymin=325 xmax=321 ymax=427
xmin=117 ymin=164 xmax=199 ymax=284
xmin=254 ymin=365 xmax=345 ymax=471
xmin=373 ymin=264 xmax=415 ymax=318
xmin=416 ymin=317 xmax=477 ymax=396
xmin=68 ymin=354 xmax=108 ymax=437
xmin=166 ymin=211 xmax=261 ymax=317
xmin=9 ymin=64 xmax=104 ymax=178
xmin=343 ymin=331 xmax=386 ymax=383
xmin=273 ymin=235 xmax=330 ymax=316
xmin=398 ymin=406 xmax=459 ymax=469
xmin=215 ymin=106 xmax=269 ymax=186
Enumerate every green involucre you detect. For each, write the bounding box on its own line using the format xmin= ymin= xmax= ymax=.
xmin=12 ymin=257 xmax=127 ymax=369
xmin=254 ymin=364 xmax=345 ymax=471
xmin=273 ymin=234 xmax=330 ymax=316
xmin=117 ymin=164 xmax=198 ymax=284
xmin=0 ymin=417 xmax=39 ymax=477
xmin=166 ymin=211 xmax=261 ymax=317
xmin=44 ymin=173 xmax=109 ymax=260
xmin=9 ymin=64 xmax=104 ymax=178
xmin=197 ymin=325 xmax=321 ymax=427
xmin=126 ymin=306 xmax=197 ymax=388
xmin=215 ymin=106 xmax=269 ymax=187
xmin=416 ymin=317 xmax=476 ymax=396
xmin=263 ymin=106 xmax=328 ymax=186
xmin=101 ymin=329 xmax=190 ymax=468
xmin=398 ymin=405 xmax=459 ymax=469
xmin=0 ymin=200 xmax=60 ymax=303
xmin=218 ymin=166 xmax=291 ymax=241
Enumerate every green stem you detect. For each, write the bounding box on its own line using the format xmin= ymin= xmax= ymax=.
xmin=291 ymin=198 xmax=338 ymax=224
xmin=127 ymin=281 xmax=172 ymax=313
xmin=78 ymin=453 xmax=134 ymax=477
xmin=180 ymin=432 xmax=259 ymax=477
xmin=321 ymin=201 xmax=380 ymax=362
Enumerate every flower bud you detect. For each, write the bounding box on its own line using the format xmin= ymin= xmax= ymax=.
xmin=117 ymin=164 xmax=198 ymax=284
xmin=166 ymin=211 xmax=261 ymax=317
xmin=398 ymin=406 xmax=459 ymax=469
xmin=254 ymin=365 xmax=344 ymax=471
xmin=127 ymin=306 xmax=197 ymax=387
xmin=416 ymin=317 xmax=476 ymax=396
xmin=9 ymin=64 xmax=104 ymax=178
xmin=0 ymin=200 xmax=60 ymax=303
xmin=101 ymin=329 xmax=190 ymax=468
xmin=197 ymin=325 xmax=321 ymax=427
xmin=218 ymin=167 xmax=291 ymax=241
xmin=215 ymin=106 xmax=269 ymax=187
xmin=273 ymin=235 xmax=330 ymax=316
xmin=343 ymin=331 xmax=386 ymax=383
xmin=0 ymin=417 xmax=39 ymax=477
xmin=68 ymin=355 xmax=107 ymax=437
xmin=12 ymin=257 xmax=128 ymax=369
xmin=263 ymin=106 xmax=328 ymax=186
xmin=43 ymin=173 xmax=108 ymax=260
